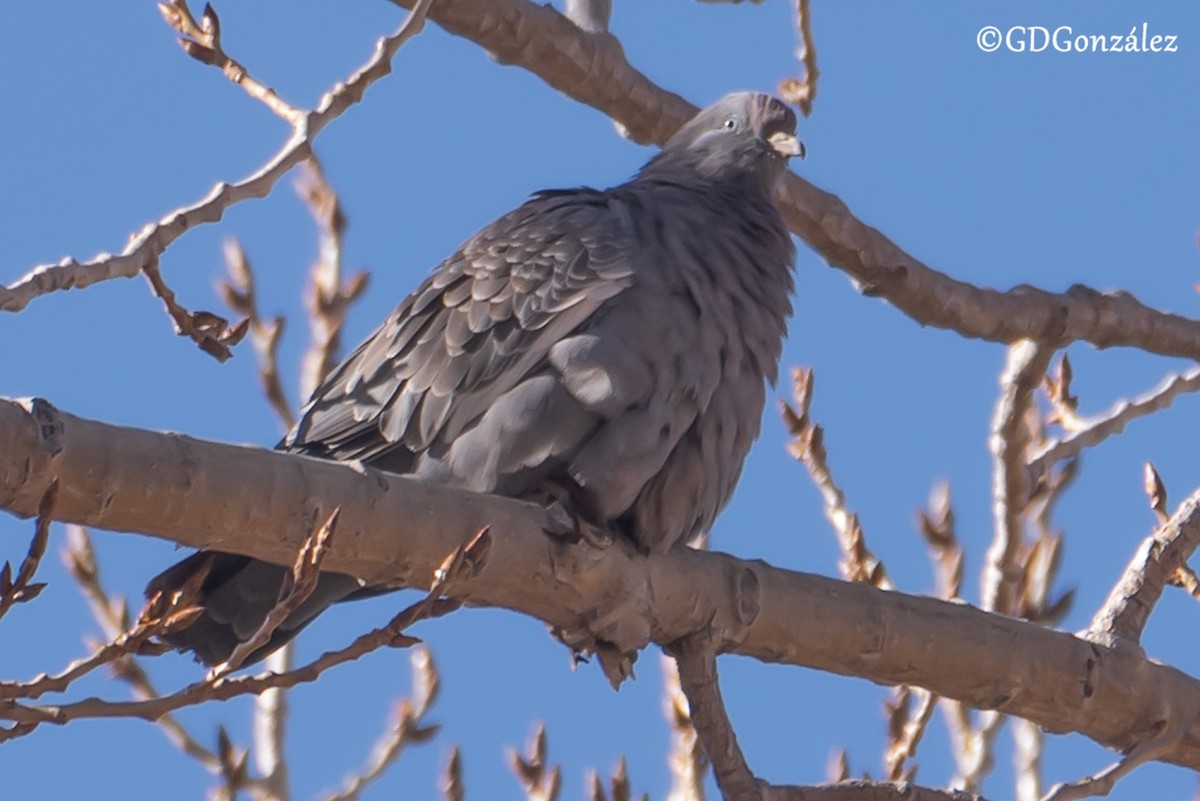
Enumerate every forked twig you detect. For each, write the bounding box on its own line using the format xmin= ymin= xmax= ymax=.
xmin=1 ymin=0 xmax=433 ymax=345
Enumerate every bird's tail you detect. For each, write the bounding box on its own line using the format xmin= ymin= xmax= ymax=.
xmin=143 ymin=550 xmax=362 ymax=667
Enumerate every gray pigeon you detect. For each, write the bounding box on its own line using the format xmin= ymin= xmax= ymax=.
xmin=146 ymin=92 xmax=802 ymax=665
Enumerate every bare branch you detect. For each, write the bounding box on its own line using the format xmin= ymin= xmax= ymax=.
xmin=782 ymin=368 xmax=889 ymax=589
xmin=778 ymin=0 xmax=820 ymax=116
xmin=218 ymin=239 xmax=295 ymax=430
xmin=296 ymin=158 xmax=369 ymax=402
xmin=0 ymin=481 xmax=54 ymax=621
xmin=982 ymin=341 xmax=1052 ymax=615
xmin=319 ymin=649 xmax=442 ymax=801
xmin=1013 ymin=718 xmax=1043 ymax=801
xmin=1 ymin=0 xmax=432 ymax=317
xmin=158 ymin=1 xmax=303 ymax=124
xmin=786 ymin=371 xmax=941 ymax=780
xmin=252 ymin=653 xmax=292 ymax=801
xmin=662 ymin=654 xmax=707 ymax=801
xmin=143 ymin=254 xmax=248 ymax=362
xmin=56 ymin=526 xmax=224 ymax=771
xmin=372 ymin=0 xmax=1200 ymax=359
xmin=1089 ymin=489 xmax=1200 ymax=646
xmin=884 ymin=686 xmax=936 ymax=783
xmin=209 ymin=507 xmax=340 ymax=678
xmin=669 ymin=635 xmax=759 ymax=800
xmin=763 ymin=783 xmax=989 ymax=801
xmin=1 ymin=532 xmax=481 ymax=730
xmin=3 ymin=398 xmax=1200 ymax=770
xmin=1040 ymin=723 xmax=1186 ymax=801
xmin=1030 ymin=364 xmax=1200 ymax=479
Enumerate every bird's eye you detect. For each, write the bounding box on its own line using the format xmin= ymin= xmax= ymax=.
xmin=722 ymin=117 xmax=738 ymax=130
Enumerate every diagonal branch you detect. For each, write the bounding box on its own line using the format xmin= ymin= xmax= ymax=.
xmin=209 ymin=507 xmax=340 ymax=678
xmin=390 ymin=0 xmax=1200 ymax=360
xmin=0 ymin=481 xmax=54 ymax=622
xmin=319 ymin=647 xmax=442 ymax=801
xmin=159 ymin=1 xmax=304 ymax=124
xmin=1088 ymin=489 xmax=1200 ymax=647
xmin=1030 ymin=364 xmax=1200 ymax=479
xmin=1 ymin=530 xmax=484 ymax=731
xmin=0 ymin=0 xmax=433 ymax=317
xmin=669 ymin=635 xmax=759 ymax=800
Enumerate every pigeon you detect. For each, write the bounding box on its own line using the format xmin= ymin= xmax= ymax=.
xmin=146 ymin=92 xmax=802 ymax=666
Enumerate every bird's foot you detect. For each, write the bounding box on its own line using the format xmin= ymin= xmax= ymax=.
xmin=540 ymin=482 xmax=613 ymax=549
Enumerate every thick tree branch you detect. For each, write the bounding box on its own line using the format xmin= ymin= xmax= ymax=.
xmin=3 ymin=398 xmax=1200 ymax=771
xmin=391 ymin=0 xmax=1200 ymax=359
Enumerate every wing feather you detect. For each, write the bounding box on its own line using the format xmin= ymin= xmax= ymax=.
xmin=286 ymin=193 xmax=634 ymax=477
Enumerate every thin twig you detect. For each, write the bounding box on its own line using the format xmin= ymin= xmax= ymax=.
xmin=509 ymin=722 xmax=563 ymax=801
xmin=0 ymin=481 xmax=55 ymax=622
xmin=320 ymin=647 xmax=441 ymax=801
xmin=143 ymin=252 xmax=248 ymax=363
xmin=2 ymin=529 xmax=486 ymax=730
xmin=779 ymin=0 xmax=819 ymax=116
xmin=782 ymin=367 xmax=890 ymax=589
xmin=1030 ymin=364 xmax=1200 ymax=480
xmin=963 ymin=343 xmax=1053 ymax=801
xmin=55 ymin=526 xmax=223 ymax=770
xmin=1 ymin=0 xmax=433 ymax=320
xmin=296 ymin=158 xmax=369 ymax=403
xmin=443 ymin=745 xmax=465 ymax=801
xmin=1089 ymin=489 xmax=1200 ymax=645
xmin=917 ymin=481 xmax=962 ymax=601
xmin=662 ymin=654 xmax=707 ymax=801
xmin=158 ymin=1 xmax=304 ymax=124
xmin=1013 ymin=718 xmax=1043 ymax=801
xmin=253 ymin=651 xmax=292 ymax=801
xmin=953 ymin=712 xmax=1009 ymax=795
xmin=218 ymin=239 xmax=295 ymax=430
xmin=884 ymin=686 xmax=936 ymax=783
xmin=1039 ymin=723 xmax=1185 ymax=801
xmin=210 ymin=507 xmax=341 ymax=679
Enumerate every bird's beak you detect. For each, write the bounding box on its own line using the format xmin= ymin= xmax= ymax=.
xmin=767 ymin=131 xmax=805 ymax=160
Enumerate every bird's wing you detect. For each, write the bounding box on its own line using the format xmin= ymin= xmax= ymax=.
xmin=285 ymin=191 xmax=635 ymax=473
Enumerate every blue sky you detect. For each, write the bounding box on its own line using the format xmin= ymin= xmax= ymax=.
xmin=3 ymin=2 xmax=1199 ymax=799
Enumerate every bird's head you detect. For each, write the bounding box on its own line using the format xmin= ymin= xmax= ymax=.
xmin=643 ymin=92 xmax=803 ymax=189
